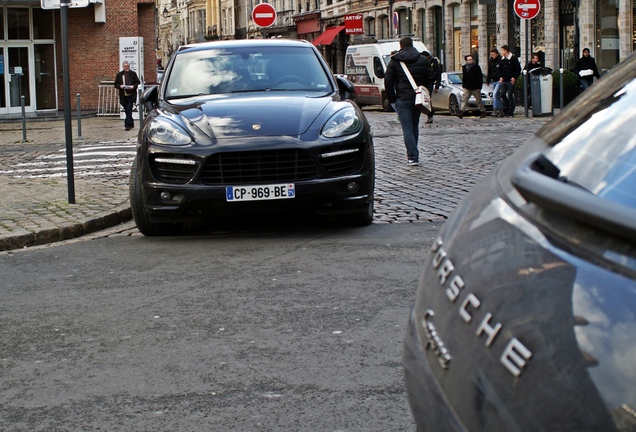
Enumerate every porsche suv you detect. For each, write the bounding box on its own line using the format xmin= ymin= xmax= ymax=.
xmin=404 ymin=53 xmax=636 ymax=431
xmin=131 ymin=39 xmax=374 ymax=235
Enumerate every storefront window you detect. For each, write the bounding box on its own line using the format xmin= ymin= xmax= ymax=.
xmin=35 ymin=43 xmax=56 ymax=110
xmin=7 ymin=8 xmax=30 ymax=40
xmin=32 ymin=8 xmax=53 ymax=40
xmin=596 ymin=0 xmax=619 ymax=73
xmin=453 ymin=4 xmax=461 ymax=69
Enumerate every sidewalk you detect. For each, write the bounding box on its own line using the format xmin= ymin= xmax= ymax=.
xmin=0 ymin=115 xmax=135 ymax=251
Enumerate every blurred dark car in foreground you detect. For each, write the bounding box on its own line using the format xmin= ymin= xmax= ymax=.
xmin=404 ymin=53 xmax=636 ymax=431
xmin=131 ymin=39 xmax=374 ymax=235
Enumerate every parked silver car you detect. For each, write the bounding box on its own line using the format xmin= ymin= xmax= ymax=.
xmin=432 ymin=72 xmax=494 ymax=116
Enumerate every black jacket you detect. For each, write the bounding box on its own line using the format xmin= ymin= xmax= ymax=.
xmin=429 ymin=57 xmax=442 ymax=90
xmin=384 ymin=47 xmax=430 ymax=103
xmin=500 ymin=54 xmax=521 ymax=82
xmin=575 ymin=55 xmax=601 ymax=83
xmin=487 ymin=54 xmax=502 ymax=84
xmin=462 ymin=63 xmax=483 ymax=91
xmin=114 ymin=69 xmax=141 ymax=106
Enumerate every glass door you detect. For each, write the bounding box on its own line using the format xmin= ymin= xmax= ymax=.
xmin=0 ymin=48 xmax=6 ymax=114
xmin=5 ymin=46 xmax=31 ymax=114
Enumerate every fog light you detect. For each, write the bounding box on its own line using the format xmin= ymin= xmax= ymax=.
xmin=160 ymin=191 xmax=172 ymax=201
xmin=347 ymin=182 xmax=358 ymax=191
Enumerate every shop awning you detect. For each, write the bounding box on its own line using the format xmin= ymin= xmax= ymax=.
xmin=312 ymin=25 xmax=346 ymax=46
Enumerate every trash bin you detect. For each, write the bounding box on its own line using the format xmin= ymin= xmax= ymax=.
xmin=529 ymin=67 xmax=553 ymax=116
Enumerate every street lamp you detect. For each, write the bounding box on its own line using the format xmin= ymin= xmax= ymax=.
xmin=162 ymin=7 xmax=170 ymax=19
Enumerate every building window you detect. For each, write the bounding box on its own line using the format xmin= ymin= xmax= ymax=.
xmin=596 ymin=0 xmax=619 ymax=73
xmin=367 ymin=17 xmax=375 ymax=36
xmin=470 ymin=0 xmax=478 ymax=64
xmin=453 ymin=4 xmax=461 ymax=69
xmin=7 ymin=7 xmax=30 ymax=40
xmin=418 ymin=8 xmax=425 ymax=43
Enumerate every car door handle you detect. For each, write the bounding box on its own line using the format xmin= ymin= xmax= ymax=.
xmin=511 ymin=152 xmax=636 ymax=242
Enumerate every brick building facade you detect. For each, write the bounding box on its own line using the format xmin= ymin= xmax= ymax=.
xmin=0 ymin=0 xmax=156 ymax=117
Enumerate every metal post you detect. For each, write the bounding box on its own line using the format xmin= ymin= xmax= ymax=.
xmin=61 ymin=0 xmax=75 ymax=204
xmin=21 ymin=96 xmax=27 ymax=142
xmin=138 ymin=87 xmax=144 ymax=125
xmin=524 ymin=19 xmax=529 ymax=118
xmin=76 ymin=93 xmax=83 ymax=140
xmin=559 ymin=68 xmax=564 ymax=110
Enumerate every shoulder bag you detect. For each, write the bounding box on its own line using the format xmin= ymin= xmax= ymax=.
xmin=400 ymin=62 xmax=431 ymax=115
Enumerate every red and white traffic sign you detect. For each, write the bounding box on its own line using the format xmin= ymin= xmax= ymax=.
xmin=513 ymin=0 xmax=540 ymax=20
xmin=252 ymin=3 xmax=277 ymax=28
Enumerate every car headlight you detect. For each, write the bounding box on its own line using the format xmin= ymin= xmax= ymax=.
xmin=321 ymin=107 xmax=362 ymax=138
xmin=147 ymin=117 xmax=192 ymax=146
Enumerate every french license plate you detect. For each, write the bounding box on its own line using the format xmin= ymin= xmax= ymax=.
xmin=483 ymin=100 xmax=492 ymax=105
xmin=226 ymin=183 xmax=295 ymax=202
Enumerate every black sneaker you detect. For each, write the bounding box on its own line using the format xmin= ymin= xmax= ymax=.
xmin=425 ymin=117 xmax=433 ymax=124
xmin=407 ymin=159 xmax=420 ymax=166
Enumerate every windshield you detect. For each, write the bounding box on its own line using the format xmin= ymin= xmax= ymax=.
xmin=164 ymin=46 xmax=332 ymax=98
xmin=543 ymin=77 xmax=636 ymax=210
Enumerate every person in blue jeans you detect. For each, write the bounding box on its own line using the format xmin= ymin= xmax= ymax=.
xmin=486 ymin=47 xmax=503 ymax=117
xmin=384 ymin=37 xmax=431 ymax=166
xmin=499 ymin=45 xmax=521 ymax=117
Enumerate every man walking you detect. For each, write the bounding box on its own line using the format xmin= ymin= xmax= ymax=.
xmin=421 ymin=51 xmax=441 ymax=124
xmin=385 ymin=37 xmax=431 ymax=166
xmin=575 ymin=48 xmax=601 ymax=92
xmin=114 ymin=61 xmax=141 ymax=131
xmin=499 ymin=45 xmax=521 ymax=118
xmin=458 ymin=54 xmax=486 ymax=119
xmin=486 ymin=48 xmax=503 ymax=117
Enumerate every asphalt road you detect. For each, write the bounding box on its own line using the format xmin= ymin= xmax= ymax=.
xmin=0 ymin=221 xmax=442 ymax=431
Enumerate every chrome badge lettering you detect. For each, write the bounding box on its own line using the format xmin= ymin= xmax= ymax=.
xmin=422 ymin=309 xmax=452 ymax=369
xmin=429 ymin=236 xmax=533 ymax=377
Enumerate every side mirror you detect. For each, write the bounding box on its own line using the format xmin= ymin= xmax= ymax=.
xmin=140 ymin=85 xmax=159 ymax=113
xmin=375 ymin=67 xmax=385 ymax=79
xmin=335 ymin=75 xmax=356 ymax=101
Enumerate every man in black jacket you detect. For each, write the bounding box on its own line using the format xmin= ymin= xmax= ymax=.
xmin=385 ymin=37 xmax=431 ymax=166
xmin=499 ymin=45 xmax=521 ymax=117
xmin=114 ymin=61 xmax=141 ymax=131
xmin=459 ymin=54 xmax=486 ymax=119
xmin=575 ymin=48 xmax=601 ymax=91
xmin=486 ymin=48 xmax=503 ymax=117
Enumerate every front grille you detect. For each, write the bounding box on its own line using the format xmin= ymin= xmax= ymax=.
xmin=200 ymin=149 xmax=319 ymax=185
xmin=319 ymin=147 xmax=365 ymax=176
xmin=149 ymin=155 xmax=198 ymax=184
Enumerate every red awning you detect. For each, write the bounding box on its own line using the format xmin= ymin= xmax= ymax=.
xmin=312 ymin=25 xmax=345 ymax=46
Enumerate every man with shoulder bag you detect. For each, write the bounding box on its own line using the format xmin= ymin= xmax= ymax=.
xmin=384 ymin=36 xmax=431 ymax=166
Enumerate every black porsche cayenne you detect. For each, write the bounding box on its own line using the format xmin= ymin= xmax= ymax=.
xmin=131 ymin=39 xmax=374 ymax=235
xmin=404 ymin=53 xmax=636 ymax=431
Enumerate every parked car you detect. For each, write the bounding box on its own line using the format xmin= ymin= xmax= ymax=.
xmin=404 ymin=52 xmax=636 ymax=431
xmin=131 ymin=39 xmax=375 ymax=236
xmin=431 ymin=72 xmax=494 ymax=116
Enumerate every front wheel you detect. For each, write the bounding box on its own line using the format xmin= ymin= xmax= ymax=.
xmin=129 ymin=159 xmax=181 ymax=236
xmin=448 ymin=95 xmax=460 ymax=116
xmin=341 ymin=195 xmax=374 ymax=226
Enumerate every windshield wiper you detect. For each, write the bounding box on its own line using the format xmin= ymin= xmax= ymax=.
xmin=511 ymin=152 xmax=636 ymax=242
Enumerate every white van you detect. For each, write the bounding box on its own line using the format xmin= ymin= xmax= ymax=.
xmin=345 ymin=39 xmax=429 ymax=111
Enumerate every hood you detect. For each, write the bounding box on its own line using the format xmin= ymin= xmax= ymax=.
xmin=391 ymin=46 xmax=422 ymax=64
xmin=169 ymin=92 xmax=332 ymax=139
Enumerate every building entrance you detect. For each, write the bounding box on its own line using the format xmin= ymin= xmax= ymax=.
xmin=1 ymin=45 xmax=31 ymax=114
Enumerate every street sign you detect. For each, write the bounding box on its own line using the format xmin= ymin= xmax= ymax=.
xmin=513 ymin=0 xmax=540 ymax=20
xmin=392 ymin=12 xmax=399 ymax=30
xmin=252 ymin=3 xmax=277 ymax=28
xmin=41 ymin=0 xmax=89 ymax=9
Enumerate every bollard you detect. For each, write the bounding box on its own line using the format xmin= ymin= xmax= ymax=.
xmin=21 ymin=96 xmax=27 ymax=142
xmin=137 ymin=87 xmax=144 ymax=126
xmin=559 ymin=69 xmax=564 ymax=111
xmin=76 ymin=93 xmax=83 ymax=139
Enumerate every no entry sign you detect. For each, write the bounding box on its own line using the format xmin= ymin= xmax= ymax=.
xmin=252 ymin=3 xmax=277 ymax=28
xmin=513 ymin=0 xmax=541 ymax=20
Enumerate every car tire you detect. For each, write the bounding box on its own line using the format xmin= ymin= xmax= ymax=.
xmin=448 ymin=95 xmax=460 ymax=116
xmin=129 ymin=158 xmax=181 ymax=236
xmin=382 ymin=93 xmax=394 ymax=112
